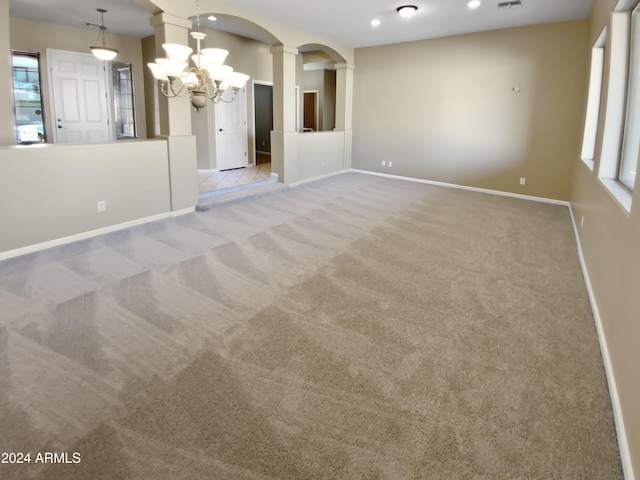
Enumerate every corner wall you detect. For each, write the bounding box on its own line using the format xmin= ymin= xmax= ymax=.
xmin=353 ymin=21 xmax=589 ymax=201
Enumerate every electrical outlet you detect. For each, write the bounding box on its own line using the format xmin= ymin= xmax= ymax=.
xmin=382 ymin=161 xmax=386 ymax=166
xmin=388 ymin=161 xmax=393 ymax=167
xmin=520 ymin=177 xmax=526 ymax=185
xmin=97 ymin=200 xmax=106 ymax=212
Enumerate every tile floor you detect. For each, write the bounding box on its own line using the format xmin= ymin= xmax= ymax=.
xmin=198 ymin=162 xmax=275 ymax=195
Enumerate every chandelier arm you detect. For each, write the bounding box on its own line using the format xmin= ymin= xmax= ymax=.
xmin=217 ymin=88 xmax=240 ymax=103
xmin=198 ymin=80 xmax=219 ymax=101
xmin=168 ymin=78 xmax=190 ymax=97
xmin=158 ymin=81 xmax=174 ymax=98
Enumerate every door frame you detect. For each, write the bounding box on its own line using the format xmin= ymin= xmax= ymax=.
xmin=214 ymin=86 xmax=248 ymax=170
xmin=46 ymin=49 xmax=114 ymax=144
xmin=251 ymin=79 xmax=273 ymax=166
xmin=303 ymin=89 xmax=319 ymax=132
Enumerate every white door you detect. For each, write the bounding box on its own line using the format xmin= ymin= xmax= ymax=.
xmin=215 ymin=87 xmax=248 ymax=170
xmin=48 ymin=49 xmax=111 ymax=144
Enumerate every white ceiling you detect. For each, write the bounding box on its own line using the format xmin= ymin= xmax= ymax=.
xmin=9 ymin=0 xmax=594 ymax=48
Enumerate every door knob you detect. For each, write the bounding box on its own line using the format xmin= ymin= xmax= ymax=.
xmin=219 ymin=128 xmax=223 ymax=132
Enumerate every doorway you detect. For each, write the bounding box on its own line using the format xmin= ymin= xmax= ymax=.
xmin=254 ymin=82 xmax=273 ymax=165
xmin=303 ymin=90 xmax=318 ymax=131
xmin=215 ymin=87 xmax=249 ymax=171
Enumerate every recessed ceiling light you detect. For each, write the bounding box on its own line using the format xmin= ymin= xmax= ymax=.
xmin=397 ymin=5 xmax=418 ymax=19
xmin=468 ymin=0 xmax=481 ymax=9
xmin=371 ymin=19 xmax=381 ymax=27
xmin=208 ymin=15 xmax=217 ymax=21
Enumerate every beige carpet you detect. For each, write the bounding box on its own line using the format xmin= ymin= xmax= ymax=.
xmin=0 ymin=172 xmax=622 ymax=479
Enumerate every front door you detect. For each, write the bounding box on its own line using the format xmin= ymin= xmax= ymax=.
xmin=215 ymin=87 xmax=248 ymax=170
xmin=48 ymin=49 xmax=111 ymax=144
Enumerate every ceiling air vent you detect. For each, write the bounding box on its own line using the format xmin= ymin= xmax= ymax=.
xmin=498 ymin=0 xmax=523 ymax=8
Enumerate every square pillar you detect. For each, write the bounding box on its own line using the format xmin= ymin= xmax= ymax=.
xmin=336 ymin=62 xmax=355 ymax=170
xmin=149 ymin=12 xmax=197 ymax=213
xmin=150 ymin=13 xmax=193 ymax=137
xmin=270 ymin=45 xmax=298 ymax=183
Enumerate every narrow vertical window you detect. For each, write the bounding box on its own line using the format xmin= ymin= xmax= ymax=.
xmin=112 ymin=62 xmax=137 ymax=139
xmin=619 ymin=4 xmax=640 ymax=190
xmin=12 ymin=51 xmax=46 ymax=144
xmin=581 ymin=29 xmax=607 ymax=170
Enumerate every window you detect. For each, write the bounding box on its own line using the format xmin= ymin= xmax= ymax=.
xmin=581 ymin=28 xmax=607 ymax=170
xmin=112 ymin=62 xmax=137 ymax=139
xmin=618 ymin=3 xmax=640 ymax=190
xmin=598 ymin=9 xmax=633 ymax=211
xmin=11 ymin=51 xmax=45 ymax=144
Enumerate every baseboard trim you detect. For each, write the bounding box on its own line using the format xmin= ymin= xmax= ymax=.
xmin=350 ymin=169 xmax=570 ymax=206
xmin=288 ymin=169 xmax=351 ymax=187
xmin=568 ymin=206 xmax=634 ymax=480
xmin=0 ymin=212 xmax=173 ymax=261
xmin=171 ymin=207 xmax=195 ymax=217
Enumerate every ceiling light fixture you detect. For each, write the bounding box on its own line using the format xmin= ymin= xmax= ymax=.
xmin=371 ymin=19 xmax=381 ymax=27
xmin=148 ymin=0 xmax=249 ymax=111
xmin=87 ymin=8 xmax=118 ymax=61
xmin=397 ymin=5 xmax=418 ymax=19
xmin=468 ymin=0 xmax=482 ymax=9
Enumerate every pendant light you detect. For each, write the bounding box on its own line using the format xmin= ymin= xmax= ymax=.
xmin=88 ymin=8 xmax=118 ymax=61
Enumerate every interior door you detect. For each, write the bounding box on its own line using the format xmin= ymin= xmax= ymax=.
xmin=303 ymin=91 xmax=318 ymax=131
xmin=215 ymin=87 xmax=248 ymax=170
xmin=48 ymin=49 xmax=111 ymax=144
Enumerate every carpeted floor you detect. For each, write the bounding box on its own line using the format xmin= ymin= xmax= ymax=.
xmin=0 ymin=172 xmax=622 ymax=479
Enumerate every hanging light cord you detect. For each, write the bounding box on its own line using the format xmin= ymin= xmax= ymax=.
xmin=86 ymin=9 xmax=108 ymax=47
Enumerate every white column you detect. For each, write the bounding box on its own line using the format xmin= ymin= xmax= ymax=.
xmin=149 ymin=12 xmax=198 ymax=212
xmin=336 ymin=62 xmax=355 ymax=169
xmin=150 ymin=12 xmax=193 ymax=137
xmin=270 ymin=45 xmax=299 ymax=183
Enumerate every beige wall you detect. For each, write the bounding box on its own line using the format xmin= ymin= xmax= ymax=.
xmin=0 ymin=141 xmax=171 ymax=256
xmin=353 ymin=21 xmax=589 ymax=201
xmin=8 ymin=17 xmax=148 ymax=143
xmin=571 ymin=0 xmax=640 ymax=477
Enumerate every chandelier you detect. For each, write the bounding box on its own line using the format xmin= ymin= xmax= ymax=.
xmin=147 ymin=2 xmax=249 ymax=111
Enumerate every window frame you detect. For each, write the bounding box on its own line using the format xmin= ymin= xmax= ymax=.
xmin=597 ymin=8 xmax=634 ymax=212
xmin=581 ymin=28 xmax=607 ymax=171
xmin=111 ymin=61 xmax=138 ymax=140
xmin=11 ymin=50 xmax=46 ymax=145
xmin=617 ymin=2 xmax=640 ymax=191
